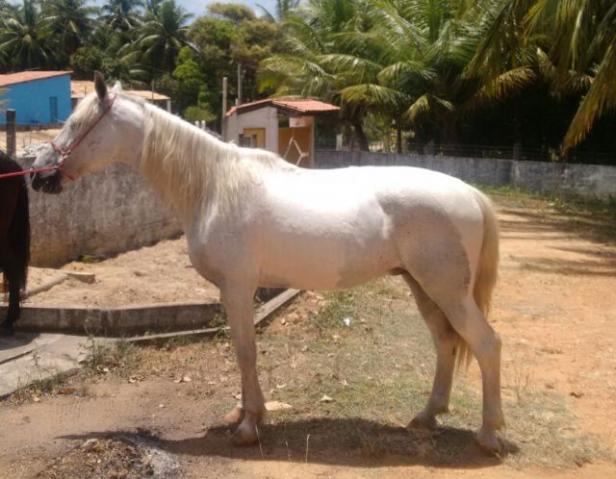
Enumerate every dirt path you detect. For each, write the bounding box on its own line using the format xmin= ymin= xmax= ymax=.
xmin=1 ymin=193 xmax=615 ymax=478
xmin=24 ymin=239 xmax=219 ymax=307
xmin=494 ymin=201 xmax=616 ymax=451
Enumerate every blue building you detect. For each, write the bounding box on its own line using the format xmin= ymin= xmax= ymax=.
xmin=0 ymin=71 xmax=72 ymax=126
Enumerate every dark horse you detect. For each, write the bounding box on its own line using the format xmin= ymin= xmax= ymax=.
xmin=0 ymin=150 xmax=30 ymax=336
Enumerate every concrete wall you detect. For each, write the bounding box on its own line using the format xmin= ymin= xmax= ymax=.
xmin=314 ymin=150 xmax=616 ymax=198
xmin=19 ymin=153 xmax=182 ymax=267
xmin=1 ymin=75 xmax=72 ymax=126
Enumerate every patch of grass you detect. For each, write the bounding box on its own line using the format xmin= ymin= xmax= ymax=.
xmin=10 ymin=370 xmax=83 ymax=403
xmin=309 ymin=290 xmax=356 ymax=332
xmin=484 ymin=184 xmax=613 ymax=213
xmin=76 ymin=254 xmax=107 ymax=263
xmin=83 ymin=338 xmax=138 ymax=378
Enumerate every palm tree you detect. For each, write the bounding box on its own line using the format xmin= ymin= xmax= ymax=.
xmin=133 ymin=0 xmax=192 ymax=74
xmin=0 ymin=0 xmax=53 ymax=70
xmin=465 ymin=0 xmax=616 ymax=155
xmin=43 ymin=0 xmax=97 ymax=60
xmin=525 ymin=0 xmax=616 ymax=153
xmin=259 ymin=0 xmax=376 ymax=149
xmin=258 ymin=0 xmax=300 ymax=22
xmin=102 ymin=0 xmax=143 ymax=31
xmin=261 ymin=0 xmax=508 ymax=151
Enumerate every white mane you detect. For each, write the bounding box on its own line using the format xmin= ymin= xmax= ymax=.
xmin=139 ymin=98 xmax=295 ymax=214
xmin=75 ymin=92 xmax=294 ymax=214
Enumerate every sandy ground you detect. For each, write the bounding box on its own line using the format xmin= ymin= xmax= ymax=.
xmin=0 ymin=194 xmax=615 ymax=478
xmin=0 ymin=129 xmax=60 ymax=155
xmin=23 ymin=239 xmax=219 ymax=307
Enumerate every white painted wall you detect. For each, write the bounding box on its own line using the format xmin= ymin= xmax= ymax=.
xmin=224 ymin=106 xmax=279 ymax=152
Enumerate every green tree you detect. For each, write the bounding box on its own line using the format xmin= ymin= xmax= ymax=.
xmin=526 ymin=0 xmax=616 ymax=153
xmin=170 ymin=46 xmax=206 ymax=111
xmin=0 ymin=0 xmax=53 ymax=70
xmin=43 ymin=0 xmax=97 ymax=61
xmin=134 ymin=0 xmax=192 ymax=74
xmin=70 ymin=45 xmax=104 ymax=78
xmin=188 ymin=5 xmax=280 ymax=129
xmin=259 ymin=0 xmax=371 ymax=149
xmin=102 ymin=0 xmax=143 ymax=31
xmin=208 ymin=2 xmax=255 ymax=24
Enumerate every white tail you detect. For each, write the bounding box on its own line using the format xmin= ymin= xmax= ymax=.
xmin=456 ymin=188 xmax=500 ymax=369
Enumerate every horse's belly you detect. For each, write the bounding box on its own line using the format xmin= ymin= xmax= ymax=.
xmin=259 ymin=255 xmax=398 ymax=290
xmin=258 ymin=224 xmax=400 ymax=290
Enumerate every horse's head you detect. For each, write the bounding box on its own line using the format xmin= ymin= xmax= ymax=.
xmin=31 ymin=72 xmax=144 ymax=193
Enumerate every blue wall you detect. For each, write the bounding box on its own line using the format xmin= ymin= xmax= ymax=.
xmin=0 ymin=74 xmax=71 ymax=126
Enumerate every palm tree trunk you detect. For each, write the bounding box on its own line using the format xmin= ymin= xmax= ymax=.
xmin=442 ymin=114 xmax=457 ymax=148
xmin=352 ymin=119 xmax=369 ymax=151
xmin=395 ymin=122 xmax=403 ymax=153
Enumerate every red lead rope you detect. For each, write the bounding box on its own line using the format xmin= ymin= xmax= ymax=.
xmin=0 ymin=164 xmax=61 ymax=180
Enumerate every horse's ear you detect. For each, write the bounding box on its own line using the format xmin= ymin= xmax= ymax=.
xmin=94 ymin=71 xmax=108 ymax=101
xmin=112 ymin=81 xmax=123 ymax=93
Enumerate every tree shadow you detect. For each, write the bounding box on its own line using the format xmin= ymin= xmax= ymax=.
xmin=498 ymin=208 xmax=616 ymax=244
xmin=515 ymin=255 xmax=616 ymax=277
xmin=61 ymin=417 xmax=519 ymax=470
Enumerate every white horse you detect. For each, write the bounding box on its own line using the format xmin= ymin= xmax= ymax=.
xmin=32 ymin=73 xmax=504 ymax=453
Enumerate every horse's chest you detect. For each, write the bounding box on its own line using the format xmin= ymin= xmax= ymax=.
xmin=185 ymin=223 xmax=255 ymax=288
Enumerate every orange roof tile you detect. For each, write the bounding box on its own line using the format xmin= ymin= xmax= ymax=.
xmin=227 ymin=98 xmax=339 ymax=117
xmin=0 ymin=71 xmax=72 ymax=87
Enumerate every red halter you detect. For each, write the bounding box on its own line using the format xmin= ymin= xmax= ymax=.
xmin=0 ymin=95 xmax=116 ymax=181
xmin=49 ymin=95 xmax=117 ymax=180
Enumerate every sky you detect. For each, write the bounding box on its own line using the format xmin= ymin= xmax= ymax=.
xmin=179 ymin=0 xmax=276 ymax=17
xmin=6 ymin=0 xmax=278 ymax=19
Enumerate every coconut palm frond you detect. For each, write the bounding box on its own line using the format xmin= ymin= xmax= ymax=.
xmin=470 ymin=66 xmax=536 ymax=108
xmin=406 ymin=93 xmax=454 ymax=122
xmin=562 ymin=40 xmax=616 ymax=153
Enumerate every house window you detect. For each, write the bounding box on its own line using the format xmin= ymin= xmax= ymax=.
xmin=49 ymin=96 xmax=58 ymax=123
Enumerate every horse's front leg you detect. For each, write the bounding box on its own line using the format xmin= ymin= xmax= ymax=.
xmin=222 ymin=284 xmax=266 ymax=445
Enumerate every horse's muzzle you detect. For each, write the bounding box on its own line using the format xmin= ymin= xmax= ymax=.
xmin=31 ymin=170 xmax=63 ymax=194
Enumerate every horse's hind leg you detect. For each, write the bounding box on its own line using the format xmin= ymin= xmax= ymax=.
xmin=435 ymin=293 xmax=504 ymax=453
xmin=403 ymin=274 xmax=457 ymax=429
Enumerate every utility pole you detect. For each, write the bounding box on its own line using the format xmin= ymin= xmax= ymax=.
xmin=222 ymin=76 xmax=228 ymax=139
xmin=237 ymin=63 xmax=242 ymax=106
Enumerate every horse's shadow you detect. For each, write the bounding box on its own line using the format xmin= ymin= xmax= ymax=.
xmin=62 ymin=417 xmax=519 ymax=469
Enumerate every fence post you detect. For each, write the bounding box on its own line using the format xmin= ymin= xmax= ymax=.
xmin=6 ymin=109 xmax=16 ymax=158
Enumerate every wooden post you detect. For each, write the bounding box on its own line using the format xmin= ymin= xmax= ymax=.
xmin=6 ymin=109 xmax=16 ymax=158
xmin=237 ymin=63 xmax=242 ymax=106
xmin=222 ymin=76 xmax=228 ymax=140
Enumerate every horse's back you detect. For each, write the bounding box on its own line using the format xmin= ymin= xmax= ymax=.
xmin=264 ymin=165 xmax=480 ymax=223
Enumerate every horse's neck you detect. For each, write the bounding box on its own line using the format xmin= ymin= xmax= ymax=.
xmin=137 ymin=104 xmax=263 ymax=223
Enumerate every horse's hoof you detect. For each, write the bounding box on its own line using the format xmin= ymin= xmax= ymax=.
xmin=224 ymin=405 xmax=244 ymax=425
xmin=231 ymin=423 xmax=259 ymax=446
xmin=475 ymin=428 xmax=503 ymax=456
xmin=407 ymin=411 xmax=437 ymax=430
